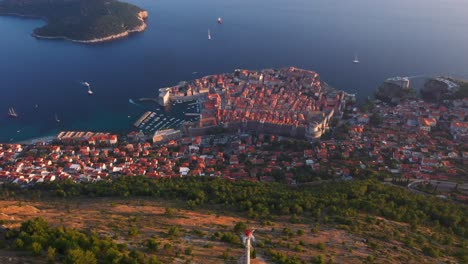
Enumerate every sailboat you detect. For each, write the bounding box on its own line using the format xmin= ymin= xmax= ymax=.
xmin=55 ymin=113 xmax=60 ymax=123
xmin=8 ymin=107 xmax=18 ymax=118
xmin=208 ymin=29 xmax=212 ymax=40
xmin=217 ymin=17 xmax=222 ymax=24
xmin=353 ymin=53 xmax=360 ymax=64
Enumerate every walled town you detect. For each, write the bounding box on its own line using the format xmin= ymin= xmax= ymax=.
xmin=0 ymin=69 xmax=467 ymax=201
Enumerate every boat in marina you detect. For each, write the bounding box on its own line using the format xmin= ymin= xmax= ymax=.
xmin=154 ymin=123 xmax=163 ymax=130
xmin=8 ymin=107 xmax=18 ymax=118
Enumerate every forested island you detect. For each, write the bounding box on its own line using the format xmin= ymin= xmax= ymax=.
xmin=0 ymin=0 xmax=148 ymax=43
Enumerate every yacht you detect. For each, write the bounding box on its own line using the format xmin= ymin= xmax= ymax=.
xmin=208 ymin=29 xmax=212 ymax=40
xmin=217 ymin=17 xmax=222 ymax=24
xmin=8 ymin=107 xmax=18 ymax=118
xmin=353 ymin=54 xmax=360 ymax=64
xmin=55 ymin=113 xmax=60 ymax=123
xmin=81 ymin=81 xmax=94 ymax=95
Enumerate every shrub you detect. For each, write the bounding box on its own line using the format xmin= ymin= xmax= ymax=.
xmin=146 ymin=238 xmax=159 ymax=252
xmin=14 ymin=238 xmax=24 ymax=249
xmin=64 ymin=249 xmax=97 ymax=264
xmin=311 ymin=254 xmax=325 ymax=264
xmin=128 ymin=227 xmax=139 ymax=237
xmin=422 ymin=246 xmax=440 ymax=258
xmin=167 ymin=226 xmax=180 ymax=238
xmin=316 ymin=242 xmax=326 ymax=250
xmin=46 ymin=246 xmax=56 ymax=263
xmin=220 ymin=232 xmax=240 ymax=244
xmin=30 ymin=242 xmax=42 ymax=256
xmin=164 ymin=207 xmax=175 ymax=217
xmin=233 ymin=222 xmax=247 ymax=234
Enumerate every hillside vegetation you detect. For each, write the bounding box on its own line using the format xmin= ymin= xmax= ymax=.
xmin=0 ymin=177 xmax=466 ymax=263
xmin=0 ymin=0 xmax=146 ymax=41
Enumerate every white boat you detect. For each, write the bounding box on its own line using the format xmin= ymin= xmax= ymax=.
xmin=8 ymin=107 xmax=18 ymax=118
xmin=154 ymin=123 xmax=163 ymax=130
xmin=208 ymin=29 xmax=212 ymax=40
xmin=81 ymin=81 xmax=93 ymax=95
xmin=55 ymin=113 xmax=60 ymax=123
xmin=353 ymin=54 xmax=359 ymax=64
xmin=217 ymin=17 xmax=222 ymax=24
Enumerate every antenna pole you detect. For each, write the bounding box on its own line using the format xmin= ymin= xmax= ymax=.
xmin=246 ymin=237 xmax=250 ymax=264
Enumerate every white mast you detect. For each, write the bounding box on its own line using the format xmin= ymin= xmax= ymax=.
xmin=246 ymin=236 xmax=251 ymax=264
xmin=242 ymin=229 xmax=255 ymax=264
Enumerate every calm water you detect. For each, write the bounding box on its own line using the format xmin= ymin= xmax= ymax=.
xmin=1 ymin=0 xmax=468 ymax=142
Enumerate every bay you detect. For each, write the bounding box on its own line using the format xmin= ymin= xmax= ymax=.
xmin=1 ymin=0 xmax=468 ymax=142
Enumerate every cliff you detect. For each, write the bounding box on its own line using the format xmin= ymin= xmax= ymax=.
xmin=375 ymin=81 xmax=415 ymax=104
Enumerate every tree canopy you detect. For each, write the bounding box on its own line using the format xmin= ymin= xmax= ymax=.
xmin=2 ymin=176 xmax=466 ymax=238
xmin=0 ymin=0 xmax=146 ymax=41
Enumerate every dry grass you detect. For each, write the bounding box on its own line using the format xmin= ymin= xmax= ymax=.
xmin=0 ymin=198 xmax=456 ymax=263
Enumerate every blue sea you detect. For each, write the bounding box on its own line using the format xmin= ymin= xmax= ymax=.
xmin=1 ymin=0 xmax=468 ymax=142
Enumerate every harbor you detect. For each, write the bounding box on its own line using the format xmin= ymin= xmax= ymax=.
xmin=131 ymin=99 xmax=201 ymax=135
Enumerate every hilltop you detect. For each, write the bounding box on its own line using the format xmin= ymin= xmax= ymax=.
xmin=0 ymin=0 xmax=148 ymax=43
xmin=0 ymin=177 xmax=466 ymax=263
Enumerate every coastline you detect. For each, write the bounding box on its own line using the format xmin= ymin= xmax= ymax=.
xmin=1 ymin=11 xmax=148 ymax=44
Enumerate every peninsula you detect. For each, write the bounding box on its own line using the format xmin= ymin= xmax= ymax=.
xmin=0 ymin=0 xmax=148 ymax=43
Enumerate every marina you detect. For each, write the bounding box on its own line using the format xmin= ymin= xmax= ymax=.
xmin=131 ymin=99 xmax=199 ymax=135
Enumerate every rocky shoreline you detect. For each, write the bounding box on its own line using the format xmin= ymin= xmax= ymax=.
xmin=8 ymin=10 xmax=148 ymax=44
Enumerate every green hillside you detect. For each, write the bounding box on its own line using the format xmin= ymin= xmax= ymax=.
xmin=0 ymin=0 xmax=146 ymax=41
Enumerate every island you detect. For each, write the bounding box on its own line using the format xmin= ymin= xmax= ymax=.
xmin=0 ymin=0 xmax=148 ymax=43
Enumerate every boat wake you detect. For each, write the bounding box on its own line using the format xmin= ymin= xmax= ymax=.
xmin=129 ymin=99 xmax=141 ymax=106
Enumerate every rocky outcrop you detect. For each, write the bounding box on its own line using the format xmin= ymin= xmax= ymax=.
xmin=375 ymin=82 xmax=412 ymax=104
